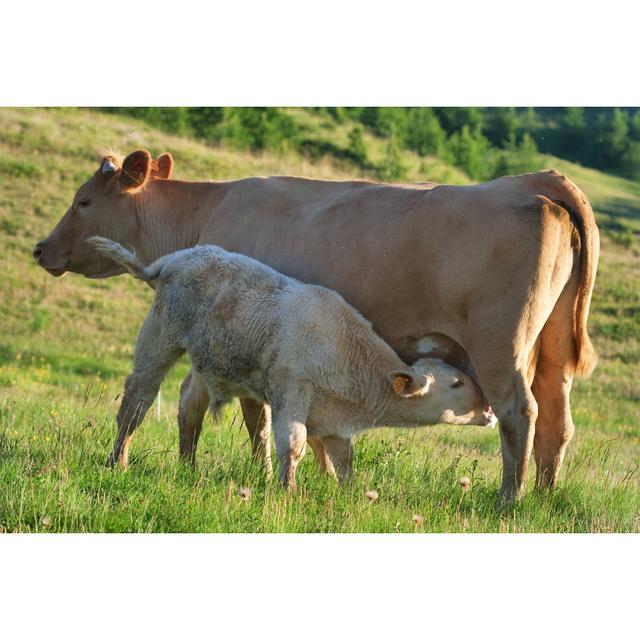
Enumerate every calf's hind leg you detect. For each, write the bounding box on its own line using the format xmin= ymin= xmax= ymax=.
xmin=240 ymin=398 xmax=273 ymax=478
xmin=321 ymin=436 xmax=354 ymax=483
xmin=307 ymin=437 xmax=336 ymax=476
xmin=110 ymin=312 xmax=183 ymax=468
xmin=178 ymin=370 xmax=210 ymax=466
xmin=177 ymin=374 xmax=273 ymax=476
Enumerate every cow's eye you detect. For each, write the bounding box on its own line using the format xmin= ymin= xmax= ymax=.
xmin=451 ymin=379 xmax=464 ymax=388
xmin=78 ymin=200 xmax=91 ymax=208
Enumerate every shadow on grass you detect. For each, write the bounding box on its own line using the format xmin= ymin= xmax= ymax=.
xmin=0 ymin=344 xmax=122 ymax=379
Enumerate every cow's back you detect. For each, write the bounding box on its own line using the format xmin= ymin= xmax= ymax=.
xmin=198 ymin=174 xmax=561 ymax=359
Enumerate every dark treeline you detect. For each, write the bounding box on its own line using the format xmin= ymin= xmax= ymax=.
xmin=100 ymin=107 xmax=640 ymax=181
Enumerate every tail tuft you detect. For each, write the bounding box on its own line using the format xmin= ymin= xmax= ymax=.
xmin=574 ymin=332 xmax=598 ymax=378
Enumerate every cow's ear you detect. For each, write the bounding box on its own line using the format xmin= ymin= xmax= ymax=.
xmin=388 ymin=370 xmax=433 ymax=397
xmin=120 ymin=150 xmax=152 ymax=190
xmin=150 ymin=153 xmax=174 ymax=180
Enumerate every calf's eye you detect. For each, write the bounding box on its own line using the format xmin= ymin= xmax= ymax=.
xmin=451 ymin=379 xmax=464 ymax=388
xmin=78 ymin=200 xmax=91 ymax=208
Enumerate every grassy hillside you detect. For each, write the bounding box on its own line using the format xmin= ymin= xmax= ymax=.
xmin=0 ymin=107 xmax=638 ymax=532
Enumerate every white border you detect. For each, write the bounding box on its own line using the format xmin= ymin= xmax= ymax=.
xmin=1 ymin=1 xmax=638 ymax=635
xmin=1 ymin=535 xmax=638 ymax=638
xmin=2 ymin=1 xmax=639 ymax=105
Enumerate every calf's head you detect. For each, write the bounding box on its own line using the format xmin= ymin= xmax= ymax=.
xmin=388 ymin=358 xmax=496 ymax=427
xmin=33 ymin=150 xmax=173 ymax=278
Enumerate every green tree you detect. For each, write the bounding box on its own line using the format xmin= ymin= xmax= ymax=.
xmin=594 ymin=108 xmax=629 ymax=168
xmin=375 ymin=108 xmax=410 ymax=140
xmin=327 ymin=107 xmax=348 ymax=123
xmin=435 ymin=107 xmax=484 ymax=135
xmin=406 ymin=108 xmax=447 ymax=156
xmin=448 ymin=125 xmax=490 ymax=179
xmin=520 ymin=107 xmax=538 ymax=136
xmin=348 ymin=126 xmax=368 ymax=165
xmin=186 ymin=107 xmax=224 ymax=140
xmin=622 ymin=141 xmax=640 ymax=180
xmin=493 ymin=133 xmax=541 ymax=177
xmin=560 ymin=107 xmax=587 ymax=158
xmin=629 ymin=110 xmax=640 ymax=142
xmin=491 ymin=107 xmax=519 ymax=148
xmin=377 ymin=132 xmax=407 ymax=181
xmin=214 ymin=108 xmax=298 ymax=152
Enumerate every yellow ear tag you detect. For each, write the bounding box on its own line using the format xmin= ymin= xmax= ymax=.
xmin=392 ymin=376 xmax=407 ymax=395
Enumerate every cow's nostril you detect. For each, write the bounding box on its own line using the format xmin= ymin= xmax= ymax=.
xmin=33 ymin=245 xmax=43 ymax=260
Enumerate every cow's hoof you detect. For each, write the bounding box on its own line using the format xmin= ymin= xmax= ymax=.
xmin=496 ymin=488 xmax=522 ymax=510
xmin=105 ymin=454 xmax=127 ymax=469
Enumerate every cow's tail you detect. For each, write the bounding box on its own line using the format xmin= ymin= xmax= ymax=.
xmin=538 ymin=171 xmax=600 ymax=377
xmin=87 ymin=236 xmax=162 ymax=281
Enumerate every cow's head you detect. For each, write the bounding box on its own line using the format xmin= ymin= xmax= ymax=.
xmin=33 ymin=149 xmax=174 ymax=278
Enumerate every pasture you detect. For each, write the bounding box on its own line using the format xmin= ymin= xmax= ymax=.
xmin=0 ymin=107 xmax=638 ymax=532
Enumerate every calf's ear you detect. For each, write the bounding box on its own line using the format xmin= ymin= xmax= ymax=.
xmin=150 ymin=153 xmax=174 ymax=179
xmin=120 ymin=150 xmax=152 ymax=190
xmin=388 ymin=371 xmax=433 ymax=398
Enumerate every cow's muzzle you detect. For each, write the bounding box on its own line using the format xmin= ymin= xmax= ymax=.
xmin=33 ymin=242 xmax=67 ymax=276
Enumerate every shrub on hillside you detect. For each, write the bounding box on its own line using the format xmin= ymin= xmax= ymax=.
xmin=377 ymin=134 xmax=407 ymax=182
xmin=492 ymin=133 xmax=542 ymax=178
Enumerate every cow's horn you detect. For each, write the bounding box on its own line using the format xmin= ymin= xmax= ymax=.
xmin=102 ymin=160 xmax=117 ymax=175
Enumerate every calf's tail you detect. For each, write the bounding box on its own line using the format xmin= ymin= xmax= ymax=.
xmin=87 ymin=236 xmax=161 ymax=281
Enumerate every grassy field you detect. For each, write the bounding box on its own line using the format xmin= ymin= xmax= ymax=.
xmin=0 ymin=107 xmax=638 ymax=533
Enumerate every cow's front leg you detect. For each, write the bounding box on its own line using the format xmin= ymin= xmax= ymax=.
xmin=109 ymin=311 xmax=183 ymax=468
xmin=178 ymin=370 xmax=210 ymax=466
xmin=472 ymin=364 xmax=537 ymax=505
xmin=240 ymin=398 xmax=273 ymax=479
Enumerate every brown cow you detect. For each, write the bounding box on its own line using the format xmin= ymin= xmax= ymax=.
xmin=34 ymin=149 xmax=599 ymax=503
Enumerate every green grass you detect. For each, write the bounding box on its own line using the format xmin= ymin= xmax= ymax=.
xmin=0 ymin=107 xmax=638 ymax=532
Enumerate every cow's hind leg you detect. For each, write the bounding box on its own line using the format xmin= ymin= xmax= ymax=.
xmin=531 ymin=288 xmax=578 ymax=489
xmin=532 ymin=362 xmax=574 ymax=489
xmin=178 ymin=370 xmax=210 ymax=466
xmin=240 ymin=398 xmax=273 ymax=479
xmin=110 ymin=312 xmax=183 ymax=468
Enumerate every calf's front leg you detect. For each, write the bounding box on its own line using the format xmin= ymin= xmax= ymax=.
xmin=271 ymin=390 xmax=310 ymax=490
